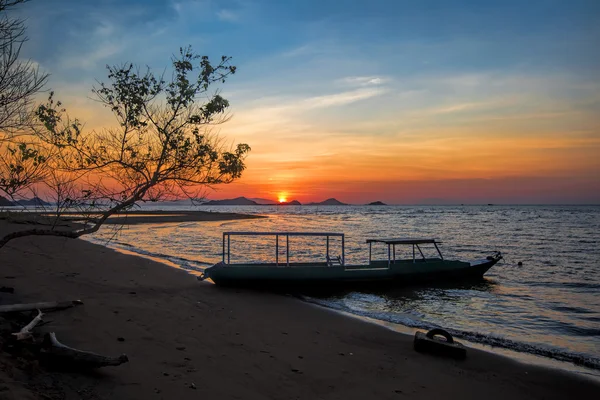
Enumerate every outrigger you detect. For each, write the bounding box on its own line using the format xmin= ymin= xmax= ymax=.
xmin=201 ymin=232 xmax=502 ymax=288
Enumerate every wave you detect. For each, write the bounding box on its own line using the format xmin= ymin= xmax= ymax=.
xmin=302 ymin=296 xmax=600 ymax=371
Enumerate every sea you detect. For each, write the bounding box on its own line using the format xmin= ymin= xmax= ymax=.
xmin=87 ymin=204 xmax=600 ymax=377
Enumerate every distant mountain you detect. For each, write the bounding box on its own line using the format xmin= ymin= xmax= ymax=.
xmin=366 ymin=201 xmax=387 ymax=206
xmin=277 ymin=200 xmax=301 ymax=206
xmin=202 ymin=196 xmax=258 ymax=206
xmin=249 ymin=197 xmax=278 ymax=205
xmin=14 ymin=196 xmax=51 ymax=206
xmin=0 ymin=196 xmax=14 ymax=206
xmin=306 ymin=198 xmax=347 ymax=206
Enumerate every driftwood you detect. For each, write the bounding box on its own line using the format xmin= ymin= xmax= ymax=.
xmin=41 ymin=332 xmax=129 ymax=368
xmin=0 ymin=300 xmax=83 ymax=313
xmin=12 ymin=309 xmax=43 ymax=340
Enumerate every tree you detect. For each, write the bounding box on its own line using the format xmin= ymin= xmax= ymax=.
xmin=0 ymin=0 xmax=47 ymax=135
xmin=0 ymin=0 xmax=49 ymax=201
xmin=0 ymin=46 xmax=250 ymax=248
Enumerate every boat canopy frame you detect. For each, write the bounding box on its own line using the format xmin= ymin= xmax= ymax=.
xmin=365 ymin=238 xmax=444 ymax=266
xmin=222 ymin=231 xmax=345 ymax=267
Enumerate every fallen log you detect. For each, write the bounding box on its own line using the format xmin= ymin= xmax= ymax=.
xmin=12 ymin=309 xmax=43 ymax=340
xmin=41 ymin=332 xmax=129 ymax=368
xmin=0 ymin=300 xmax=83 ymax=313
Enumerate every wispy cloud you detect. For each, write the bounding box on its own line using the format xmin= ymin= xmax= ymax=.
xmin=217 ymin=9 xmax=239 ymax=22
xmin=337 ymin=76 xmax=389 ymax=86
xmin=59 ymin=42 xmax=123 ymax=71
xmin=305 ymin=87 xmax=387 ymax=108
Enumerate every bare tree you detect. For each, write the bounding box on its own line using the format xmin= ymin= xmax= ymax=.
xmin=0 ymin=0 xmax=48 ymax=135
xmin=0 ymin=0 xmax=50 ymax=204
xmin=0 ymin=46 xmax=250 ymax=248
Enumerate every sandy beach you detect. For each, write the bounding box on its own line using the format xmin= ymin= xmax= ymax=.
xmin=0 ymin=217 xmax=598 ymax=400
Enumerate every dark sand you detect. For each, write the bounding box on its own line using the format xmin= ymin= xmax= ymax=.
xmin=0 ymin=218 xmax=598 ymax=399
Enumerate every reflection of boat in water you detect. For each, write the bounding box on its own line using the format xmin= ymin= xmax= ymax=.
xmin=201 ymin=232 xmax=502 ymax=288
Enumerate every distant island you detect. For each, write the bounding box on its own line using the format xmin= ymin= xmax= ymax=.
xmin=306 ymin=198 xmax=347 ymax=206
xmin=248 ymin=198 xmax=278 ymax=205
xmin=277 ymin=200 xmax=301 ymax=206
xmin=202 ymin=197 xmax=258 ymax=206
xmin=0 ymin=196 xmax=51 ymax=207
xmin=199 ymin=196 xmax=391 ymax=206
xmin=14 ymin=197 xmax=51 ymax=206
xmin=0 ymin=196 xmax=13 ymax=206
xmin=201 ymin=197 xmax=302 ymax=206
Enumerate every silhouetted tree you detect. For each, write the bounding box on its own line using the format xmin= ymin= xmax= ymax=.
xmin=0 ymin=46 xmax=250 ymax=248
xmin=0 ymin=0 xmax=47 ymax=134
xmin=0 ymin=0 xmax=49 ymax=200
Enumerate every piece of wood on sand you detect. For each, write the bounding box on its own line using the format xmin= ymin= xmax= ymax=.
xmin=41 ymin=332 xmax=129 ymax=368
xmin=12 ymin=309 xmax=43 ymax=340
xmin=414 ymin=328 xmax=466 ymax=360
xmin=0 ymin=300 xmax=83 ymax=313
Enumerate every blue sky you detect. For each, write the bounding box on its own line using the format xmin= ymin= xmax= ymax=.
xmin=12 ymin=0 xmax=600 ymax=203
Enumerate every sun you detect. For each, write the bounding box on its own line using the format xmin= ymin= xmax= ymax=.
xmin=278 ymin=195 xmax=287 ymax=203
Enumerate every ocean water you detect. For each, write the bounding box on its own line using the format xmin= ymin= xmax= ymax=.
xmin=88 ymin=205 xmax=600 ymax=373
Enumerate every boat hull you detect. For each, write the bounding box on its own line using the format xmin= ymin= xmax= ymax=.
xmin=202 ymin=256 xmax=501 ymax=289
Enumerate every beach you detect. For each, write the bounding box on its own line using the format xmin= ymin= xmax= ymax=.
xmin=0 ymin=216 xmax=598 ymax=399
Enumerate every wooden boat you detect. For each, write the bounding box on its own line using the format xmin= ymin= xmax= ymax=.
xmin=200 ymin=232 xmax=502 ymax=288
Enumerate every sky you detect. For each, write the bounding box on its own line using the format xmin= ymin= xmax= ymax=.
xmin=14 ymin=0 xmax=600 ymax=204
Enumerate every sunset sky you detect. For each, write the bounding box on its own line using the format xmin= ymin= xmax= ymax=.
xmin=16 ymin=0 xmax=600 ymax=204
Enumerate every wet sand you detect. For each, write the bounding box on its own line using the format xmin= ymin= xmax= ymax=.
xmin=0 ymin=219 xmax=598 ymax=399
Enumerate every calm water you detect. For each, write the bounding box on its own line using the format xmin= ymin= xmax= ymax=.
xmin=89 ymin=205 xmax=600 ymax=372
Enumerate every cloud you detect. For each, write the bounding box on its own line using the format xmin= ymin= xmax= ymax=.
xmin=217 ymin=9 xmax=239 ymax=22
xmin=280 ymin=45 xmax=314 ymax=58
xmin=338 ymin=76 xmax=389 ymax=86
xmin=304 ymin=88 xmax=387 ymax=108
xmin=59 ymin=42 xmax=124 ymax=71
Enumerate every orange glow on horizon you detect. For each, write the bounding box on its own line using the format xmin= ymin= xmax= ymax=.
xmin=54 ymin=81 xmax=600 ymax=205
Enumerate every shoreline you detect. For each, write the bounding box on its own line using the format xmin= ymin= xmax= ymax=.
xmin=326 ymin=304 xmax=600 ymax=381
xmin=88 ymin=223 xmax=600 ymax=380
xmin=1 ymin=218 xmax=599 ymax=398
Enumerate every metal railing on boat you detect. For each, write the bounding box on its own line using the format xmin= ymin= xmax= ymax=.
xmin=365 ymin=238 xmax=444 ymax=267
xmin=222 ymin=231 xmax=345 ymax=267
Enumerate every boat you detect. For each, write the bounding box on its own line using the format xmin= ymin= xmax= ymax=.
xmin=200 ymin=231 xmax=502 ymax=288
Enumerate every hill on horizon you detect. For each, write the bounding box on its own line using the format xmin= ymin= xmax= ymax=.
xmin=0 ymin=196 xmax=53 ymax=207
xmin=248 ymin=197 xmax=278 ymax=205
xmin=277 ymin=200 xmax=302 ymax=206
xmin=14 ymin=196 xmax=51 ymax=206
xmin=366 ymin=201 xmax=387 ymax=206
xmin=306 ymin=198 xmax=347 ymax=206
xmin=202 ymin=197 xmax=258 ymax=206
xmin=0 ymin=196 xmax=13 ymax=206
